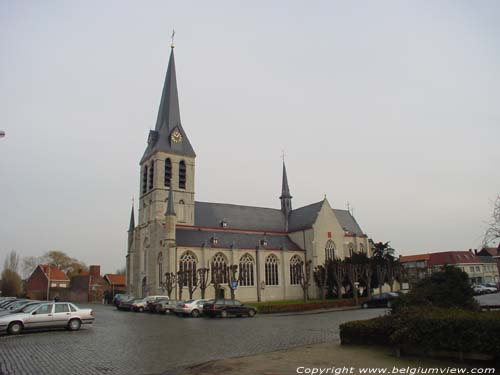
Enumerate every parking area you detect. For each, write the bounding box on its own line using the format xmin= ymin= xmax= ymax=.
xmin=0 ymin=304 xmax=385 ymax=375
xmin=476 ymin=292 xmax=500 ymax=306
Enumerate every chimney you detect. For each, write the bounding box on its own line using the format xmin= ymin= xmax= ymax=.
xmin=474 ymin=249 xmax=478 ymax=255
xmin=89 ymin=265 xmax=100 ymax=277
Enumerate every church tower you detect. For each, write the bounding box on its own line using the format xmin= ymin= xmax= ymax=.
xmin=138 ymin=45 xmax=196 ymax=226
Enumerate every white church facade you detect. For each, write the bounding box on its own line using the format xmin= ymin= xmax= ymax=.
xmin=126 ymin=46 xmax=371 ymax=302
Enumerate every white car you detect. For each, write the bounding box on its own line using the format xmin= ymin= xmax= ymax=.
xmin=0 ymin=302 xmax=95 ymax=335
xmin=473 ymin=285 xmax=497 ymax=295
xmin=174 ymin=299 xmax=207 ymax=317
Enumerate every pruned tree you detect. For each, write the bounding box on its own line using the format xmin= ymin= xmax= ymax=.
xmin=186 ymin=269 xmax=199 ymax=300
xmin=327 ymin=259 xmax=346 ymax=299
xmin=197 ymin=268 xmax=210 ymax=299
xmin=360 ymin=262 xmax=374 ymax=299
xmin=210 ymin=265 xmax=225 ymax=299
xmin=227 ymin=265 xmax=239 ymax=300
xmin=313 ymin=264 xmax=328 ymax=300
xmin=162 ymin=272 xmax=177 ymax=299
xmin=483 ymin=195 xmax=500 ymax=247
xmin=375 ymin=264 xmax=387 ymax=295
xmin=177 ymin=270 xmax=186 ymax=300
xmin=297 ymin=260 xmax=312 ymax=302
xmin=345 ymin=262 xmax=362 ymax=305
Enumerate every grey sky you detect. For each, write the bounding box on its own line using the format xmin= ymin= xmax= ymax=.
xmin=1 ymin=1 xmax=499 ymax=274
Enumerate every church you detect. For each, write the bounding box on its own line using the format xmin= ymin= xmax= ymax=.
xmin=126 ymin=45 xmax=371 ymax=302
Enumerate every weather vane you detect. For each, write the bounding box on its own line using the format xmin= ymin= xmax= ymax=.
xmin=171 ymin=29 xmax=176 ymax=48
xmin=281 ymin=150 xmax=286 ymax=163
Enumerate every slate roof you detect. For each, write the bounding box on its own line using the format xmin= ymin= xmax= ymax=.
xmin=288 ymin=201 xmax=323 ymax=232
xmin=141 ymin=48 xmax=195 ymax=163
xmin=176 ymin=227 xmax=301 ymax=251
xmin=194 ymin=201 xmax=286 ymax=232
xmin=333 ymin=209 xmax=365 ymax=236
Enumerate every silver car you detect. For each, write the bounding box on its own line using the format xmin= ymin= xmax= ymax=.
xmin=174 ymin=299 xmax=207 ymax=317
xmin=0 ymin=302 xmax=95 ymax=335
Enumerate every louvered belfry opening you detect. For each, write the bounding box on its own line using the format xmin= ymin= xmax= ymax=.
xmin=142 ymin=166 xmax=148 ymax=194
xmin=164 ymin=158 xmax=172 ymax=186
xmin=179 ymin=160 xmax=186 ymax=189
xmin=149 ymin=161 xmax=155 ymax=191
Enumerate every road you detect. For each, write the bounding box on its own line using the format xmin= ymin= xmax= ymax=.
xmin=0 ymin=304 xmax=385 ymax=375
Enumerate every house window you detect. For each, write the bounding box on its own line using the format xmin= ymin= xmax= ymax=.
xmin=325 ymin=240 xmax=335 ymax=261
xmin=359 ymin=243 xmax=365 ymax=253
xmin=59 ymin=283 xmax=67 ymax=288
xmin=348 ymin=243 xmax=354 ymax=257
xmin=179 ymin=161 xmax=186 ymax=189
xmin=265 ymin=254 xmax=279 ymax=286
xmin=149 ymin=161 xmax=155 ymax=191
xmin=290 ymin=255 xmax=302 ymax=285
xmin=164 ymin=158 xmax=172 ymax=186
xmin=179 ymin=251 xmax=197 ymax=287
xmin=475 ymin=266 xmax=480 ymax=272
xmin=51 ymin=282 xmax=57 ymax=287
xmin=469 ymin=266 xmax=474 ymax=272
xmin=142 ymin=166 xmax=148 ymax=194
xmin=211 ymin=252 xmax=228 ymax=284
xmin=239 ymin=254 xmax=254 ymax=286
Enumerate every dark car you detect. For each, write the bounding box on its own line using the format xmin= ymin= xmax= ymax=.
xmin=202 ymin=299 xmax=256 ymax=318
xmin=113 ymin=294 xmax=134 ymax=307
xmin=117 ymin=298 xmax=142 ymax=311
xmin=0 ymin=299 xmax=22 ymax=310
xmin=361 ymin=292 xmax=399 ymax=309
xmin=148 ymin=297 xmax=170 ymax=313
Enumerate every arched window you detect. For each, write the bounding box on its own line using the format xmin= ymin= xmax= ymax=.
xmin=348 ymin=243 xmax=354 ymax=257
xmin=179 ymin=251 xmax=197 ymax=287
xmin=179 ymin=160 xmax=186 ymax=189
xmin=211 ymin=252 xmax=228 ymax=284
xmin=158 ymin=253 xmax=163 ymax=286
xmin=265 ymin=254 xmax=279 ymax=286
xmin=149 ymin=161 xmax=155 ymax=191
xmin=290 ymin=255 xmax=302 ymax=285
xmin=325 ymin=240 xmax=335 ymax=261
xmin=359 ymin=243 xmax=365 ymax=254
xmin=142 ymin=166 xmax=148 ymax=194
xmin=164 ymin=158 xmax=172 ymax=187
xmin=178 ymin=200 xmax=185 ymax=222
xmin=239 ymin=254 xmax=254 ymax=286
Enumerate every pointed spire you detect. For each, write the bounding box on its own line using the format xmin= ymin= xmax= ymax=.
xmin=141 ymin=43 xmax=196 ymax=163
xmin=166 ymin=186 xmax=176 ymax=216
xmin=280 ymin=161 xmax=293 ymax=218
xmin=128 ymin=204 xmax=135 ymax=232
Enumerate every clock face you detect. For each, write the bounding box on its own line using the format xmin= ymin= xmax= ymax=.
xmin=171 ymin=129 xmax=182 ymax=143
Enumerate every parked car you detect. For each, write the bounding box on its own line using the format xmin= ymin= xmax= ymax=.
xmin=0 ymin=302 xmax=42 ymax=317
xmin=147 ymin=297 xmax=169 ymax=313
xmin=2 ymin=300 xmax=38 ymax=312
xmin=361 ymin=292 xmax=399 ymax=309
xmin=482 ymin=283 xmax=499 ymax=292
xmin=0 ymin=302 xmax=95 ymax=335
xmin=473 ymin=285 xmax=497 ymax=295
xmin=174 ymin=299 xmax=207 ymax=317
xmin=118 ymin=298 xmax=143 ymax=311
xmin=202 ymin=299 xmax=257 ymax=318
xmin=113 ymin=294 xmax=134 ymax=307
xmin=154 ymin=299 xmax=179 ymax=314
xmin=131 ymin=296 xmax=168 ymax=312
xmin=0 ymin=298 xmax=19 ymax=309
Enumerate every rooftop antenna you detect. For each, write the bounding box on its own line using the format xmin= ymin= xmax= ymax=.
xmin=170 ymin=29 xmax=176 ymax=48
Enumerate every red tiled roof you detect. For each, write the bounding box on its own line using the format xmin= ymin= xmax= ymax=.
xmin=105 ymin=274 xmax=126 ymax=286
xmin=400 ymin=254 xmax=430 ymax=263
xmin=40 ymin=264 xmax=70 ymax=281
xmin=427 ymin=251 xmax=480 ymax=266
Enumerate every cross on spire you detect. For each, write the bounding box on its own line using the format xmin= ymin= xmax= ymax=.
xmin=171 ymin=29 xmax=176 ymax=48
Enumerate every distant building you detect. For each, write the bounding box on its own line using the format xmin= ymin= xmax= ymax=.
xmin=476 ymin=245 xmax=500 ymax=276
xmin=400 ymin=250 xmax=500 ymax=285
xmin=104 ymin=274 xmax=126 ymax=296
xmin=26 ymin=264 xmax=70 ymax=300
xmin=70 ymin=265 xmax=108 ymax=303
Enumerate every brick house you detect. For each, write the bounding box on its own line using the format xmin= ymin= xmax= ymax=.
xmin=26 ymin=264 xmax=70 ymax=300
xmin=70 ymin=265 xmax=109 ymax=303
xmin=476 ymin=245 xmax=500 ymax=277
xmin=104 ymin=274 xmax=126 ymax=296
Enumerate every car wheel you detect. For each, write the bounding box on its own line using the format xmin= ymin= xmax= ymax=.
xmin=68 ymin=319 xmax=82 ymax=331
xmin=220 ymin=310 xmax=228 ymax=318
xmin=7 ymin=321 xmax=23 ymax=335
xmin=362 ymin=303 xmax=368 ymax=309
xmin=191 ymin=309 xmax=200 ymax=318
xmin=248 ymin=309 xmax=256 ymax=317
xmin=387 ymin=301 xmax=392 ymax=308
xmin=138 ymin=307 xmax=144 ymax=313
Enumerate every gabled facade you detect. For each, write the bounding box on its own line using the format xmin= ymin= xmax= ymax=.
xmin=26 ymin=264 xmax=70 ymax=300
xmin=126 ymin=45 xmax=370 ymax=301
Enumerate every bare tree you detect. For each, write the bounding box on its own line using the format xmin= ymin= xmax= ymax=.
xmin=376 ymin=264 xmax=387 ymax=295
xmin=313 ymin=264 xmax=328 ymax=300
xmin=186 ymin=269 xmax=199 ymax=300
xmin=360 ymin=261 xmax=374 ymax=298
xmin=162 ymin=272 xmax=177 ymax=299
xmin=211 ymin=265 xmax=225 ymax=299
xmin=227 ymin=265 xmax=239 ymax=300
xmin=294 ymin=260 xmax=312 ymax=302
xmin=4 ymin=251 xmax=20 ymax=273
xmin=2 ymin=251 xmax=22 ymax=297
xmin=177 ymin=270 xmax=186 ymax=300
xmin=484 ymin=195 xmax=500 ymax=247
xmin=345 ymin=262 xmax=361 ymax=305
xmin=197 ymin=268 xmax=210 ymax=299
xmin=327 ymin=259 xmax=346 ymax=299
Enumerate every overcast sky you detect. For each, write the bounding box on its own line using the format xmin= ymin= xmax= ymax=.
xmin=1 ymin=1 xmax=499 ymax=274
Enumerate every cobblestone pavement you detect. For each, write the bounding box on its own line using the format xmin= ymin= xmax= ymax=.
xmin=0 ymin=304 xmax=385 ymax=375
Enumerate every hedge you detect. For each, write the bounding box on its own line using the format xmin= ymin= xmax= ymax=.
xmin=250 ymin=298 xmax=367 ymax=314
xmin=340 ymin=307 xmax=500 ymax=357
